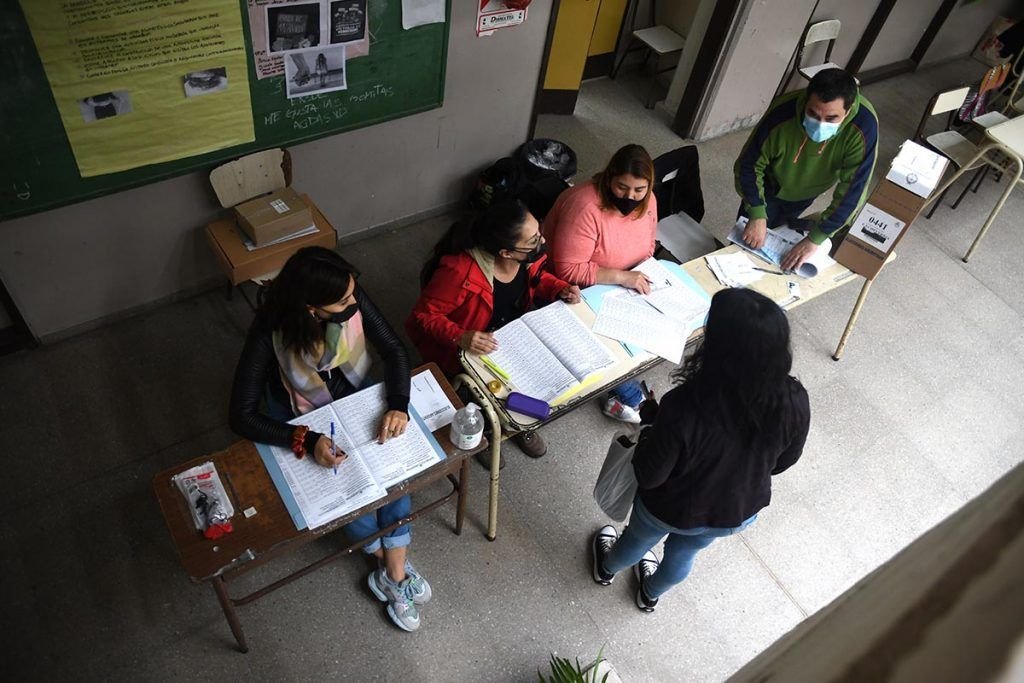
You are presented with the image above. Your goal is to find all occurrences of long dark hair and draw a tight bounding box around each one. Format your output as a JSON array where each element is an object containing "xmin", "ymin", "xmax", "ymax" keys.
[
  {"xmin": 420, "ymin": 199, "xmax": 531, "ymax": 287},
  {"xmin": 592, "ymin": 144, "xmax": 655, "ymax": 218},
  {"xmin": 257, "ymin": 246, "xmax": 360, "ymax": 356},
  {"xmin": 673, "ymin": 288, "xmax": 793, "ymax": 444}
]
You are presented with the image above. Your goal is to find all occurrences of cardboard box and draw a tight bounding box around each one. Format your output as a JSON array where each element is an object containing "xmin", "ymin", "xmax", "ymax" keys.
[
  {"xmin": 234, "ymin": 187, "xmax": 313, "ymax": 246},
  {"xmin": 206, "ymin": 195, "xmax": 337, "ymax": 285},
  {"xmin": 835, "ymin": 140, "xmax": 948, "ymax": 279}
]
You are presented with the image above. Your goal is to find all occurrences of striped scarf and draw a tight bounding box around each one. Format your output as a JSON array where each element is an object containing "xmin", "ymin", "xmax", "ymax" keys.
[{"xmin": 272, "ymin": 310, "xmax": 371, "ymax": 416}]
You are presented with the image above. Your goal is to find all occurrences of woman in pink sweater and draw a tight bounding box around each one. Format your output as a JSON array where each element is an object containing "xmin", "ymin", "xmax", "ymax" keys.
[{"xmin": 544, "ymin": 144, "xmax": 658, "ymax": 424}]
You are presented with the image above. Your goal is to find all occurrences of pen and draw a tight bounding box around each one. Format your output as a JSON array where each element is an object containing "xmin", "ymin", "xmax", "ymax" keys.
[
  {"xmin": 331, "ymin": 421, "xmax": 337, "ymax": 475},
  {"xmin": 480, "ymin": 355, "xmax": 511, "ymax": 382},
  {"xmin": 751, "ymin": 266, "xmax": 784, "ymax": 275}
]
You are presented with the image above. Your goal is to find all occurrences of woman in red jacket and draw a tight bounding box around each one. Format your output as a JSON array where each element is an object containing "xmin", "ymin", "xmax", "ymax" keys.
[{"xmin": 406, "ymin": 199, "xmax": 581, "ymax": 459}]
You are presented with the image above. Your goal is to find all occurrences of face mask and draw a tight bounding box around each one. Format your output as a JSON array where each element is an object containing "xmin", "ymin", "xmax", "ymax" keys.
[
  {"xmin": 327, "ymin": 305, "xmax": 358, "ymax": 324},
  {"xmin": 517, "ymin": 243, "xmax": 546, "ymax": 264},
  {"xmin": 611, "ymin": 195, "xmax": 641, "ymax": 216},
  {"xmin": 803, "ymin": 114, "xmax": 841, "ymax": 143}
]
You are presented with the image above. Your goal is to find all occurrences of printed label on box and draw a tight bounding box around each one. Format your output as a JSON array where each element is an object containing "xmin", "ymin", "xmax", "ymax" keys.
[
  {"xmin": 270, "ymin": 199, "xmax": 290, "ymax": 214},
  {"xmin": 849, "ymin": 204, "xmax": 906, "ymax": 253}
]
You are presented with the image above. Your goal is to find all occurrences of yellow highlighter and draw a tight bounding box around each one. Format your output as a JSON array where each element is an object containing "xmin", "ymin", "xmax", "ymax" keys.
[{"xmin": 480, "ymin": 355, "xmax": 511, "ymax": 382}]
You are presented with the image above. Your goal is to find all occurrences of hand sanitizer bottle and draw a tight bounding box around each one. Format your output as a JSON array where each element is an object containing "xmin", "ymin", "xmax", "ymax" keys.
[{"xmin": 449, "ymin": 403, "xmax": 484, "ymax": 450}]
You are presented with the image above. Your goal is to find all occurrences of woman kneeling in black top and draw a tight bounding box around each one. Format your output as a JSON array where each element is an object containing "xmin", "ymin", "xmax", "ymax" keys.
[
  {"xmin": 229, "ymin": 246, "xmax": 427, "ymax": 632},
  {"xmin": 591, "ymin": 287, "xmax": 810, "ymax": 612}
]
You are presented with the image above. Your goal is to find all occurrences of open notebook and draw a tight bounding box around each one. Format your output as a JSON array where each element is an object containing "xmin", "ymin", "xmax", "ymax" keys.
[
  {"xmin": 485, "ymin": 300, "xmax": 616, "ymax": 405},
  {"xmin": 256, "ymin": 383, "xmax": 446, "ymax": 530},
  {"xmin": 728, "ymin": 217, "xmax": 835, "ymax": 278}
]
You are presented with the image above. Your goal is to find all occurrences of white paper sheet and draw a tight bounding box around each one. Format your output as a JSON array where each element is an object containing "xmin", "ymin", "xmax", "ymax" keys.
[
  {"xmin": 410, "ymin": 370, "xmax": 456, "ymax": 431},
  {"xmin": 728, "ymin": 219, "xmax": 835, "ymax": 278},
  {"xmin": 521, "ymin": 301, "xmax": 615, "ymax": 380},
  {"xmin": 402, "ymin": 0, "xmax": 445, "ymax": 29},
  {"xmin": 886, "ymin": 140, "xmax": 946, "ymax": 198},
  {"xmin": 592, "ymin": 295, "xmax": 689, "ymax": 364},
  {"xmin": 706, "ymin": 252, "xmax": 763, "ymax": 288},
  {"xmin": 489, "ymin": 319, "xmax": 577, "ymax": 402},
  {"xmin": 849, "ymin": 203, "xmax": 906, "ymax": 252}
]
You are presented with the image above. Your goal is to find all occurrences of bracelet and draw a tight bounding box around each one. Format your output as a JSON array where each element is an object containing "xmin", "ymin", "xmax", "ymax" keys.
[{"xmin": 291, "ymin": 425, "xmax": 310, "ymax": 458}]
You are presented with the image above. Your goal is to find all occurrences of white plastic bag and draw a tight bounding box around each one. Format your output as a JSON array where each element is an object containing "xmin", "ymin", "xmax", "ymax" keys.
[{"xmin": 593, "ymin": 431, "xmax": 638, "ymax": 522}]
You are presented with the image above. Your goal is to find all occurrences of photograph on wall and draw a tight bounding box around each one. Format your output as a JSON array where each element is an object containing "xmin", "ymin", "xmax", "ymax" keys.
[
  {"xmin": 248, "ymin": 0, "xmax": 369, "ymax": 79},
  {"xmin": 849, "ymin": 204, "xmax": 905, "ymax": 252},
  {"xmin": 267, "ymin": 2, "xmax": 322, "ymax": 53},
  {"xmin": 183, "ymin": 68, "xmax": 228, "ymax": 97},
  {"xmin": 79, "ymin": 91, "xmax": 133, "ymax": 122},
  {"xmin": 285, "ymin": 44, "xmax": 347, "ymax": 98},
  {"xmin": 330, "ymin": 0, "xmax": 366, "ymax": 43}
]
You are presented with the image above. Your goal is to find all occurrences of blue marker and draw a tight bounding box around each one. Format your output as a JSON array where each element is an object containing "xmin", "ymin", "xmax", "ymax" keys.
[{"xmin": 331, "ymin": 421, "xmax": 337, "ymax": 475}]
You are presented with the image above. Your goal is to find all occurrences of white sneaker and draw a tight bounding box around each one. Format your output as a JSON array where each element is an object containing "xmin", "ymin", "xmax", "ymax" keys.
[
  {"xmin": 368, "ymin": 569, "xmax": 421, "ymax": 632},
  {"xmin": 602, "ymin": 396, "xmax": 641, "ymax": 424}
]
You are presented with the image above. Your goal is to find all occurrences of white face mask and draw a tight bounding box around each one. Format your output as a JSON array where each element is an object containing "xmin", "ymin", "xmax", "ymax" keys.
[{"xmin": 803, "ymin": 114, "xmax": 841, "ymax": 143}]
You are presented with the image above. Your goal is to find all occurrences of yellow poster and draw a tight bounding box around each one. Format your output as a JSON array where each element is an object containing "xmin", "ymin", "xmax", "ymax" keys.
[{"xmin": 20, "ymin": 0, "xmax": 255, "ymax": 177}]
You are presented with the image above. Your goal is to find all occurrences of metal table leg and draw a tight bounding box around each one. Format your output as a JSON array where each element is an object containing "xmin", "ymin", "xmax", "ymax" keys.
[
  {"xmin": 453, "ymin": 373, "xmax": 503, "ymax": 541},
  {"xmin": 963, "ymin": 150, "xmax": 1022, "ymax": 262},
  {"xmin": 833, "ymin": 276, "xmax": 873, "ymax": 361}
]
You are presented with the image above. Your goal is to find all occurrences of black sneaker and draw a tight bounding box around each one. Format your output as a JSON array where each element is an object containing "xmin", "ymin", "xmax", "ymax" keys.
[
  {"xmin": 633, "ymin": 550, "xmax": 660, "ymax": 612},
  {"xmin": 591, "ymin": 525, "xmax": 617, "ymax": 585}
]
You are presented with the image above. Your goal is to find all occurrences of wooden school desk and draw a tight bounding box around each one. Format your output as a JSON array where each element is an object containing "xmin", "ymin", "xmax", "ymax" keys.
[
  {"xmin": 153, "ymin": 364, "xmax": 485, "ymax": 653},
  {"xmin": 458, "ymin": 246, "xmax": 880, "ymax": 541}
]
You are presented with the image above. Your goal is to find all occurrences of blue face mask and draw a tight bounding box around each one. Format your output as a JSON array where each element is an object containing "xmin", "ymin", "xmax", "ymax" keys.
[{"xmin": 803, "ymin": 114, "xmax": 841, "ymax": 143}]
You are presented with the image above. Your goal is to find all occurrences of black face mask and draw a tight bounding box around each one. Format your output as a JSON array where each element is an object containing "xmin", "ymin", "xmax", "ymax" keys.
[
  {"xmin": 518, "ymin": 243, "xmax": 546, "ymax": 264},
  {"xmin": 327, "ymin": 305, "xmax": 358, "ymax": 324},
  {"xmin": 611, "ymin": 195, "xmax": 641, "ymax": 216}
]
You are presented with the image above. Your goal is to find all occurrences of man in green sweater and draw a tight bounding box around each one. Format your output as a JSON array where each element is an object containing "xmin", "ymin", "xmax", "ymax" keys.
[{"xmin": 734, "ymin": 68, "xmax": 878, "ymax": 271}]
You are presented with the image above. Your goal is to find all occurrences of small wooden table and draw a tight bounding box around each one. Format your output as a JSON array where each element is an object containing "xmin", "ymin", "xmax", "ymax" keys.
[{"xmin": 153, "ymin": 364, "xmax": 483, "ymax": 652}]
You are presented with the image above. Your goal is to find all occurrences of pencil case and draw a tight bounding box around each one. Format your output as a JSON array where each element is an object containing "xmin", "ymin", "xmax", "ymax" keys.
[{"xmin": 506, "ymin": 392, "xmax": 550, "ymax": 420}]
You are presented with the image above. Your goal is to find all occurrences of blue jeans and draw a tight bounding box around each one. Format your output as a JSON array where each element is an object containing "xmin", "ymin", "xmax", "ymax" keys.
[
  {"xmin": 264, "ymin": 385, "xmax": 412, "ymax": 554},
  {"xmin": 610, "ymin": 380, "xmax": 644, "ymax": 408},
  {"xmin": 604, "ymin": 497, "xmax": 756, "ymax": 598}
]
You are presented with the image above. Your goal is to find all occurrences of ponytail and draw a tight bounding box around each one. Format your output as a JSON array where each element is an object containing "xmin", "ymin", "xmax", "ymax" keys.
[{"xmin": 419, "ymin": 200, "xmax": 531, "ymax": 288}]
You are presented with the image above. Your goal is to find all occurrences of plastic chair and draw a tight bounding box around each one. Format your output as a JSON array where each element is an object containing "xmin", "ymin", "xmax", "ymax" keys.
[
  {"xmin": 610, "ymin": 0, "xmax": 685, "ymax": 109},
  {"xmin": 795, "ymin": 19, "xmax": 843, "ymax": 81},
  {"xmin": 650, "ymin": 146, "xmax": 718, "ymax": 262},
  {"xmin": 913, "ymin": 87, "xmax": 980, "ymax": 219}
]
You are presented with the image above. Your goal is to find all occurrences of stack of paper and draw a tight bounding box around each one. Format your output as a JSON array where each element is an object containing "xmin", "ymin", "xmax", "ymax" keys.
[
  {"xmin": 590, "ymin": 258, "xmax": 711, "ymax": 364},
  {"xmin": 728, "ymin": 218, "xmax": 835, "ymax": 278},
  {"xmin": 706, "ymin": 252, "xmax": 763, "ymax": 288}
]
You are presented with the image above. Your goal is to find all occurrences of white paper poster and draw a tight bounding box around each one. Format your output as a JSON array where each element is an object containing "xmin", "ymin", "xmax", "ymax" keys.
[
  {"xmin": 402, "ymin": 0, "xmax": 446, "ymax": 29},
  {"xmin": 849, "ymin": 204, "xmax": 906, "ymax": 253}
]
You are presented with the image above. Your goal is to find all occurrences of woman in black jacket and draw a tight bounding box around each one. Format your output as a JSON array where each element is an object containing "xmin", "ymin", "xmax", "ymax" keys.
[
  {"xmin": 229, "ymin": 246, "xmax": 428, "ymax": 633},
  {"xmin": 591, "ymin": 288, "xmax": 810, "ymax": 612}
]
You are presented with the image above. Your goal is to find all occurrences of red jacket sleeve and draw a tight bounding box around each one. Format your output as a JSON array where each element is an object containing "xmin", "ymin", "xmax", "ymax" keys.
[
  {"xmin": 406, "ymin": 261, "xmax": 470, "ymax": 347},
  {"xmin": 534, "ymin": 268, "xmax": 569, "ymax": 302}
]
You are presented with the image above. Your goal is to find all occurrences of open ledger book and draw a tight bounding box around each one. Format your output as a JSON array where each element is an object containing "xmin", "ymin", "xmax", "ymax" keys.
[
  {"xmin": 485, "ymin": 300, "xmax": 616, "ymax": 405},
  {"xmin": 256, "ymin": 383, "xmax": 446, "ymax": 530}
]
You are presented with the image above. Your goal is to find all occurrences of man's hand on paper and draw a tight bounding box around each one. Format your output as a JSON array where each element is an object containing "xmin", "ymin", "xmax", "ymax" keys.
[
  {"xmin": 377, "ymin": 410, "xmax": 409, "ymax": 444},
  {"xmin": 619, "ymin": 270, "xmax": 652, "ymax": 294},
  {"xmin": 459, "ymin": 330, "xmax": 498, "ymax": 354},
  {"xmin": 558, "ymin": 285, "xmax": 582, "ymax": 304},
  {"xmin": 313, "ymin": 436, "xmax": 347, "ymax": 468},
  {"xmin": 781, "ymin": 237, "xmax": 819, "ymax": 272},
  {"xmin": 742, "ymin": 217, "xmax": 768, "ymax": 249}
]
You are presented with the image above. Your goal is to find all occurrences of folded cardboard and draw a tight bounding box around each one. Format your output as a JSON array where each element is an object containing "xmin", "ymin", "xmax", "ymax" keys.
[
  {"xmin": 836, "ymin": 140, "xmax": 948, "ymax": 279},
  {"xmin": 206, "ymin": 195, "xmax": 337, "ymax": 285},
  {"xmin": 234, "ymin": 187, "xmax": 313, "ymax": 246}
]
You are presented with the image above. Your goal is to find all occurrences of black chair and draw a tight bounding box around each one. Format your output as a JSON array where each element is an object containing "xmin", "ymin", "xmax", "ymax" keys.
[{"xmin": 651, "ymin": 146, "xmax": 719, "ymax": 262}]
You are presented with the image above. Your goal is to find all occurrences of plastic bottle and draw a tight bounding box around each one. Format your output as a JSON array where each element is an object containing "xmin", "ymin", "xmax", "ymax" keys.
[{"xmin": 449, "ymin": 403, "xmax": 484, "ymax": 450}]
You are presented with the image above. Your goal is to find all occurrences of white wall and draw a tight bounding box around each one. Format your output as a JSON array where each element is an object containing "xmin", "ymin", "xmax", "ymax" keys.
[
  {"xmin": 693, "ymin": 0, "xmax": 817, "ymax": 141},
  {"xmin": 921, "ymin": 0, "xmax": 1003, "ymax": 66},
  {"xmin": 860, "ymin": 0, "xmax": 947, "ymax": 72},
  {"xmin": 0, "ymin": 2, "xmax": 554, "ymax": 340}
]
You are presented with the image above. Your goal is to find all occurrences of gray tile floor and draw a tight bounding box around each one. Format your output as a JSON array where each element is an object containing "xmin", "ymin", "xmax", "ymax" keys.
[{"xmin": 3, "ymin": 57, "xmax": 1023, "ymax": 681}]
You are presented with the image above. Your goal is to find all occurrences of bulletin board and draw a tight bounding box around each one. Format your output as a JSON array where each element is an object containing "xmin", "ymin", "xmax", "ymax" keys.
[{"xmin": 0, "ymin": 0, "xmax": 449, "ymax": 220}]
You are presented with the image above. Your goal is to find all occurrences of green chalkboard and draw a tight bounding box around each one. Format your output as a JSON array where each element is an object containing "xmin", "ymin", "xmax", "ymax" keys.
[{"xmin": 0, "ymin": 1, "xmax": 449, "ymax": 220}]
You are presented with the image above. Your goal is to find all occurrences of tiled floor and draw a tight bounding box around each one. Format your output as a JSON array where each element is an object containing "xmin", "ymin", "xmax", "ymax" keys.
[{"xmin": 2, "ymin": 57, "xmax": 1022, "ymax": 681}]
